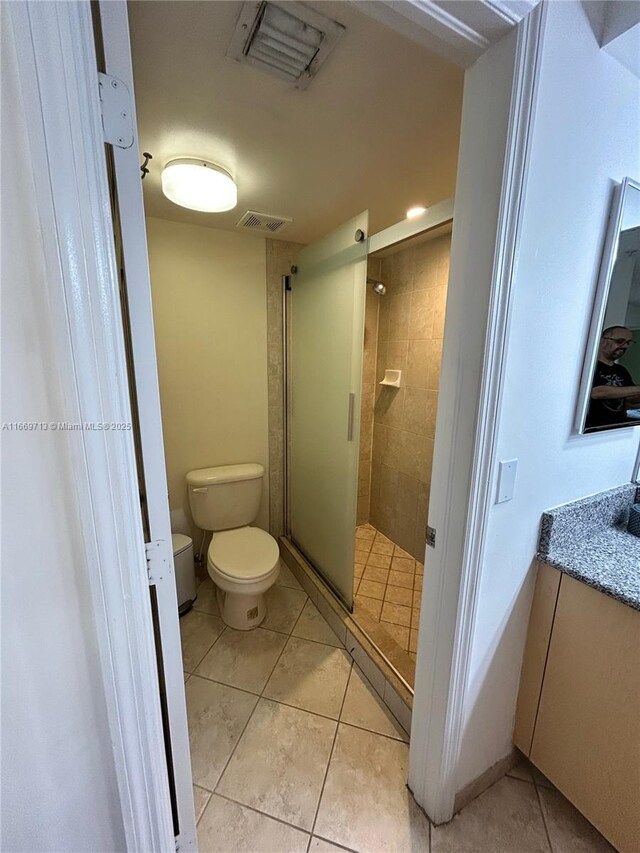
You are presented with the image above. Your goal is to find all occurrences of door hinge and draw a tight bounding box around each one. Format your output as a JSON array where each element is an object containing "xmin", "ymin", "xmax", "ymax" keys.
[
  {"xmin": 426, "ymin": 525, "xmax": 436, "ymax": 548},
  {"xmin": 145, "ymin": 539, "xmax": 170, "ymax": 584},
  {"xmin": 98, "ymin": 72, "xmax": 134, "ymax": 149}
]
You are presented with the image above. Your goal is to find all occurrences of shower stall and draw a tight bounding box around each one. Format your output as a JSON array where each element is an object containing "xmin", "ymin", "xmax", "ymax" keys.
[{"xmin": 284, "ymin": 209, "xmax": 452, "ymax": 688}]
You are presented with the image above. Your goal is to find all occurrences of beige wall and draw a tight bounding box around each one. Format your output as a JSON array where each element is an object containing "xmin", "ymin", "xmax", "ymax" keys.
[
  {"xmin": 146, "ymin": 217, "xmax": 269, "ymax": 539},
  {"xmin": 370, "ymin": 233, "xmax": 451, "ymax": 558}
]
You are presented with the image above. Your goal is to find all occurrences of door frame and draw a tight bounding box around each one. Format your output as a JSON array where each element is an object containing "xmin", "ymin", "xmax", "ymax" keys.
[
  {"xmin": 6, "ymin": 1, "xmax": 193, "ymax": 850},
  {"xmin": 409, "ymin": 2, "xmax": 546, "ymax": 822},
  {"xmin": 10, "ymin": 0, "xmax": 548, "ymax": 841}
]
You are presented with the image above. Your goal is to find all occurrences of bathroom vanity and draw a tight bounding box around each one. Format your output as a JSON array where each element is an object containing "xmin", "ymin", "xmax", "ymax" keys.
[{"xmin": 514, "ymin": 485, "xmax": 640, "ymax": 853}]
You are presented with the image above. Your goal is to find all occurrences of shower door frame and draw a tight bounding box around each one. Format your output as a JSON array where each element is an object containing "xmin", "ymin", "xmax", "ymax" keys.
[
  {"xmin": 283, "ymin": 201, "xmax": 455, "ymax": 638},
  {"xmin": 283, "ymin": 197, "xmax": 456, "ymax": 549}
]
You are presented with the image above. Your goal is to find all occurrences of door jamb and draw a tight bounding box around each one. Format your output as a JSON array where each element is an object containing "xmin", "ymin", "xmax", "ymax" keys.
[
  {"xmin": 6, "ymin": 2, "xmax": 177, "ymax": 849},
  {"xmin": 408, "ymin": 2, "xmax": 546, "ymax": 823}
]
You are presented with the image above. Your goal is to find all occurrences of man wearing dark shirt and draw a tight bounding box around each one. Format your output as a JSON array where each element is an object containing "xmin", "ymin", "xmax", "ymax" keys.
[{"xmin": 586, "ymin": 325, "xmax": 640, "ymax": 429}]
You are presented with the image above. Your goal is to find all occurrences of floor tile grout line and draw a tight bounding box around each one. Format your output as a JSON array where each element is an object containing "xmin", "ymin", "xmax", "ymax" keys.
[
  {"xmin": 533, "ymin": 779, "xmax": 555, "ymax": 853},
  {"xmin": 259, "ymin": 600, "xmax": 309, "ymax": 699},
  {"xmin": 357, "ymin": 525, "xmax": 418, "ymax": 653},
  {"xmin": 309, "ymin": 659, "xmax": 354, "ymax": 841},
  {"xmin": 196, "ymin": 598, "xmax": 310, "ymax": 800},
  {"xmin": 194, "ymin": 788, "xmax": 212, "ymax": 829},
  {"xmin": 186, "ymin": 622, "xmax": 228, "ymax": 675},
  {"xmin": 211, "ymin": 689, "xmax": 262, "ymax": 799},
  {"xmin": 212, "ymin": 790, "xmax": 314, "ymax": 839},
  {"xmin": 310, "ymin": 831, "xmax": 361, "ymax": 853}
]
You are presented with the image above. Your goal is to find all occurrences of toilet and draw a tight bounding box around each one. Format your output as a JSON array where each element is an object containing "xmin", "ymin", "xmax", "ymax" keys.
[{"xmin": 186, "ymin": 463, "xmax": 279, "ymax": 630}]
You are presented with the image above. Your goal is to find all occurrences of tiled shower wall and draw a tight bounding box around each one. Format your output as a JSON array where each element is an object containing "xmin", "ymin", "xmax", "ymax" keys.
[
  {"xmin": 357, "ymin": 260, "xmax": 382, "ymax": 525},
  {"xmin": 266, "ymin": 239, "xmax": 301, "ymax": 539},
  {"xmin": 369, "ymin": 233, "xmax": 451, "ymax": 559}
]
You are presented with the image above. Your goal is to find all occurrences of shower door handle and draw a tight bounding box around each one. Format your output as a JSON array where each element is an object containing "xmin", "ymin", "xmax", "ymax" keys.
[{"xmin": 347, "ymin": 393, "xmax": 355, "ymax": 442}]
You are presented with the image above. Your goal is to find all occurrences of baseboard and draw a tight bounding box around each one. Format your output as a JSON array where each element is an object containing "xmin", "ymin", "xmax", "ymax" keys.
[{"xmin": 452, "ymin": 750, "xmax": 519, "ymax": 817}]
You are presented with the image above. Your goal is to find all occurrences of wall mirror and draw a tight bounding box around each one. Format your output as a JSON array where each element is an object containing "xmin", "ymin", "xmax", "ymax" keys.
[{"xmin": 577, "ymin": 177, "xmax": 640, "ymax": 433}]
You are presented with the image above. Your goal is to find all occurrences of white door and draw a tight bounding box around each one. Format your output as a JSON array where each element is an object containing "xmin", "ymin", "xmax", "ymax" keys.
[{"xmin": 97, "ymin": 3, "xmax": 196, "ymax": 850}]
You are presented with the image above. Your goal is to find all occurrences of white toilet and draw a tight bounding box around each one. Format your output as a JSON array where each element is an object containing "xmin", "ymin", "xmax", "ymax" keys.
[{"xmin": 186, "ymin": 463, "xmax": 279, "ymax": 630}]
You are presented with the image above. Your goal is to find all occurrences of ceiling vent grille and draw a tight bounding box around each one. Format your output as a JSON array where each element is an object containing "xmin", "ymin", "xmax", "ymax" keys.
[
  {"xmin": 236, "ymin": 210, "xmax": 293, "ymax": 234},
  {"xmin": 227, "ymin": 1, "xmax": 345, "ymax": 90}
]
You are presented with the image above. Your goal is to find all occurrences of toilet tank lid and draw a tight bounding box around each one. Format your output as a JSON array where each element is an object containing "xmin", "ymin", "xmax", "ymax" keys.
[{"xmin": 186, "ymin": 463, "xmax": 264, "ymax": 486}]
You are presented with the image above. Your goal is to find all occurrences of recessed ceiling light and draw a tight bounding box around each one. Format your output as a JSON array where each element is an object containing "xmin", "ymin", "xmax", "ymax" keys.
[
  {"xmin": 161, "ymin": 159, "xmax": 237, "ymax": 213},
  {"xmin": 406, "ymin": 206, "xmax": 427, "ymax": 219}
]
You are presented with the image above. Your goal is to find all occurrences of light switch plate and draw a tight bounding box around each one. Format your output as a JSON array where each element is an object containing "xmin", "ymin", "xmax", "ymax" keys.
[{"xmin": 497, "ymin": 459, "xmax": 518, "ymax": 503}]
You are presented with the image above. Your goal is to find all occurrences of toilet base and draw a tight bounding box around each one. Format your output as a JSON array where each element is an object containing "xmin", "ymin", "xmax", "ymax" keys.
[{"xmin": 216, "ymin": 585, "xmax": 266, "ymax": 630}]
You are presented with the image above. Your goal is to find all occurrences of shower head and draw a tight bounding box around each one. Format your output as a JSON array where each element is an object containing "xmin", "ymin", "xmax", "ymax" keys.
[{"xmin": 367, "ymin": 277, "xmax": 386, "ymax": 296}]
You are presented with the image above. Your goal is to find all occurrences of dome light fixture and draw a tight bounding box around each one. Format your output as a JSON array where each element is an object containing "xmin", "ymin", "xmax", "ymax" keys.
[
  {"xmin": 161, "ymin": 159, "xmax": 238, "ymax": 213},
  {"xmin": 406, "ymin": 205, "xmax": 427, "ymax": 219}
]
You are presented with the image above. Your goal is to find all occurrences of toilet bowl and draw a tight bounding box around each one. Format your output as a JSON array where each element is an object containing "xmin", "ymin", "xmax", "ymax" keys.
[
  {"xmin": 208, "ymin": 526, "xmax": 279, "ymax": 629},
  {"xmin": 186, "ymin": 462, "xmax": 280, "ymax": 630}
]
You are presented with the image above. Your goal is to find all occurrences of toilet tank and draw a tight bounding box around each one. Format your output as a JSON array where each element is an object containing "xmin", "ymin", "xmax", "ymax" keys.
[{"xmin": 186, "ymin": 463, "xmax": 264, "ymax": 531}]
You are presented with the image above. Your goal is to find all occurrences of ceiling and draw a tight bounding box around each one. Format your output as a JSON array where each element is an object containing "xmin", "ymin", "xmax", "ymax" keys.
[{"xmin": 128, "ymin": 1, "xmax": 464, "ymax": 244}]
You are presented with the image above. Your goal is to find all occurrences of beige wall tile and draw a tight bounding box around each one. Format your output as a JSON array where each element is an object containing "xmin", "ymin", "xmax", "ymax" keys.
[
  {"xmin": 409, "ymin": 290, "xmax": 435, "ymax": 340},
  {"xmin": 375, "ymin": 341, "xmax": 388, "ymax": 381},
  {"xmin": 372, "ymin": 422, "xmax": 388, "ymax": 464},
  {"xmin": 432, "ymin": 284, "xmax": 448, "ymax": 339},
  {"xmin": 385, "ymin": 339, "xmax": 409, "ymax": 376},
  {"xmin": 387, "ymin": 293, "xmax": 412, "ymax": 341},
  {"xmin": 427, "ymin": 338, "xmax": 443, "ymax": 391},
  {"xmin": 402, "ymin": 387, "xmax": 428, "ymax": 436},
  {"xmin": 369, "ymin": 234, "xmax": 449, "ymax": 558},
  {"xmin": 424, "ymin": 390, "xmax": 438, "ymax": 438},
  {"xmin": 375, "ymin": 386, "xmax": 405, "ymax": 430},
  {"xmin": 357, "ymin": 494, "xmax": 370, "ymax": 526},
  {"xmin": 407, "ymin": 339, "xmax": 431, "ymax": 388}
]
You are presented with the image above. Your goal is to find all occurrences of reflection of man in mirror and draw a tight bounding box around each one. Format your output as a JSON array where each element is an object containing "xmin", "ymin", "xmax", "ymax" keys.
[{"xmin": 586, "ymin": 326, "xmax": 640, "ymax": 429}]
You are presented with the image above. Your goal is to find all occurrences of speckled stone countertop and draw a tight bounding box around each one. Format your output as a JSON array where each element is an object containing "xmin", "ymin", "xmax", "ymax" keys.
[{"xmin": 538, "ymin": 483, "xmax": 640, "ymax": 611}]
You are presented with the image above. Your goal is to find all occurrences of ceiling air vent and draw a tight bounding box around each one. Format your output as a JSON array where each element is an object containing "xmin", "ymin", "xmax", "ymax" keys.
[
  {"xmin": 237, "ymin": 210, "xmax": 293, "ymax": 234},
  {"xmin": 227, "ymin": 1, "xmax": 345, "ymax": 90}
]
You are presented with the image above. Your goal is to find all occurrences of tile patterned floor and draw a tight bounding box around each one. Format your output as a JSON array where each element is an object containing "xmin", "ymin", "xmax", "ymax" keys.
[
  {"xmin": 182, "ymin": 563, "xmax": 614, "ymax": 853},
  {"xmin": 353, "ymin": 523, "xmax": 423, "ymax": 660}
]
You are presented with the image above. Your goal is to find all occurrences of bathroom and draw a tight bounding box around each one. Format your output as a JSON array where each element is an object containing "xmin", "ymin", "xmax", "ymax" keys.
[
  {"xmin": 131, "ymin": 0, "xmax": 459, "ymax": 841},
  {"xmin": 133, "ymin": 1, "xmax": 458, "ymax": 688},
  {"xmin": 8, "ymin": 0, "xmax": 639, "ymax": 849}
]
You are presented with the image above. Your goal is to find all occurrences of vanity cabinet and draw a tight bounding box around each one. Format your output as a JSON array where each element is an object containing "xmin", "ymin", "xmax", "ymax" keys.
[{"xmin": 514, "ymin": 562, "xmax": 640, "ymax": 853}]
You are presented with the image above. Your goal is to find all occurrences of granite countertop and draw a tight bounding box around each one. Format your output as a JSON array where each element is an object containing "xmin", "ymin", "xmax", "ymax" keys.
[{"xmin": 538, "ymin": 483, "xmax": 640, "ymax": 612}]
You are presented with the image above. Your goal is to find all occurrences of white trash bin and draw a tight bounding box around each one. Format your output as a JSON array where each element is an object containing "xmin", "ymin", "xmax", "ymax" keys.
[{"xmin": 172, "ymin": 533, "xmax": 196, "ymax": 615}]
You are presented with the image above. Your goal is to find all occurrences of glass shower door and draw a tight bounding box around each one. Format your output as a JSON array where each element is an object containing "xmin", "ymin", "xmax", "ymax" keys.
[{"xmin": 289, "ymin": 212, "xmax": 368, "ymax": 608}]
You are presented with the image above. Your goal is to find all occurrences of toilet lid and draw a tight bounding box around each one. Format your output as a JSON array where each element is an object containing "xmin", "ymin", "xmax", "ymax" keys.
[{"xmin": 208, "ymin": 527, "xmax": 279, "ymax": 581}]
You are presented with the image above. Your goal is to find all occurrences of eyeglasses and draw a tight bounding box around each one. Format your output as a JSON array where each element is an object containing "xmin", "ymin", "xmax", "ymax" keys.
[{"xmin": 604, "ymin": 337, "xmax": 634, "ymax": 346}]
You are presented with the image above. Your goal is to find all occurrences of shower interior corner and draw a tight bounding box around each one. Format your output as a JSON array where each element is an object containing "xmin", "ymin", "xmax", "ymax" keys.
[{"xmin": 352, "ymin": 226, "xmax": 452, "ymax": 684}]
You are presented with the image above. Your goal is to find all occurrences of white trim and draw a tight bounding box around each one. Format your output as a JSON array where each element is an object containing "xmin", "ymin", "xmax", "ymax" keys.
[
  {"xmin": 368, "ymin": 197, "xmax": 454, "ymax": 254},
  {"xmin": 408, "ymin": 2, "xmax": 546, "ymax": 823},
  {"xmin": 350, "ymin": 0, "xmax": 539, "ymax": 68},
  {"xmin": 98, "ymin": 3, "xmax": 197, "ymax": 850},
  {"xmin": 7, "ymin": 2, "xmax": 175, "ymax": 849}
]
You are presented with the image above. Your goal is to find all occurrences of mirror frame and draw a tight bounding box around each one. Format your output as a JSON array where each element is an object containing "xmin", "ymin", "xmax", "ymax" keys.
[{"xmin": 575, "ymin": 176, "xmax": 640, "ymax": 434}]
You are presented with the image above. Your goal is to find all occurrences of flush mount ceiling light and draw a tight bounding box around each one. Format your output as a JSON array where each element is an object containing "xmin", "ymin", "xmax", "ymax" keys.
[
  {"xmin": 161, "ymin": 159, "xmax": 238, "ymax": 212},
  {"xmin": 406, "ymin": 206, "xmax": 428, "ymax": 219}
]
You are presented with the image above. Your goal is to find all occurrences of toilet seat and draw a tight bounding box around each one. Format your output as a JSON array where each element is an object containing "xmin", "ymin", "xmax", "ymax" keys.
[{"xmin": 208, "ymin": 526, "xmax": 279, "ymax": 583}]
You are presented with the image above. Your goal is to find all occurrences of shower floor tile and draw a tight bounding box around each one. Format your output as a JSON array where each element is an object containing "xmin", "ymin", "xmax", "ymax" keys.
[{"xmin": 352, "ymin": 524, "xmax": 423, "ymax": 662}]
